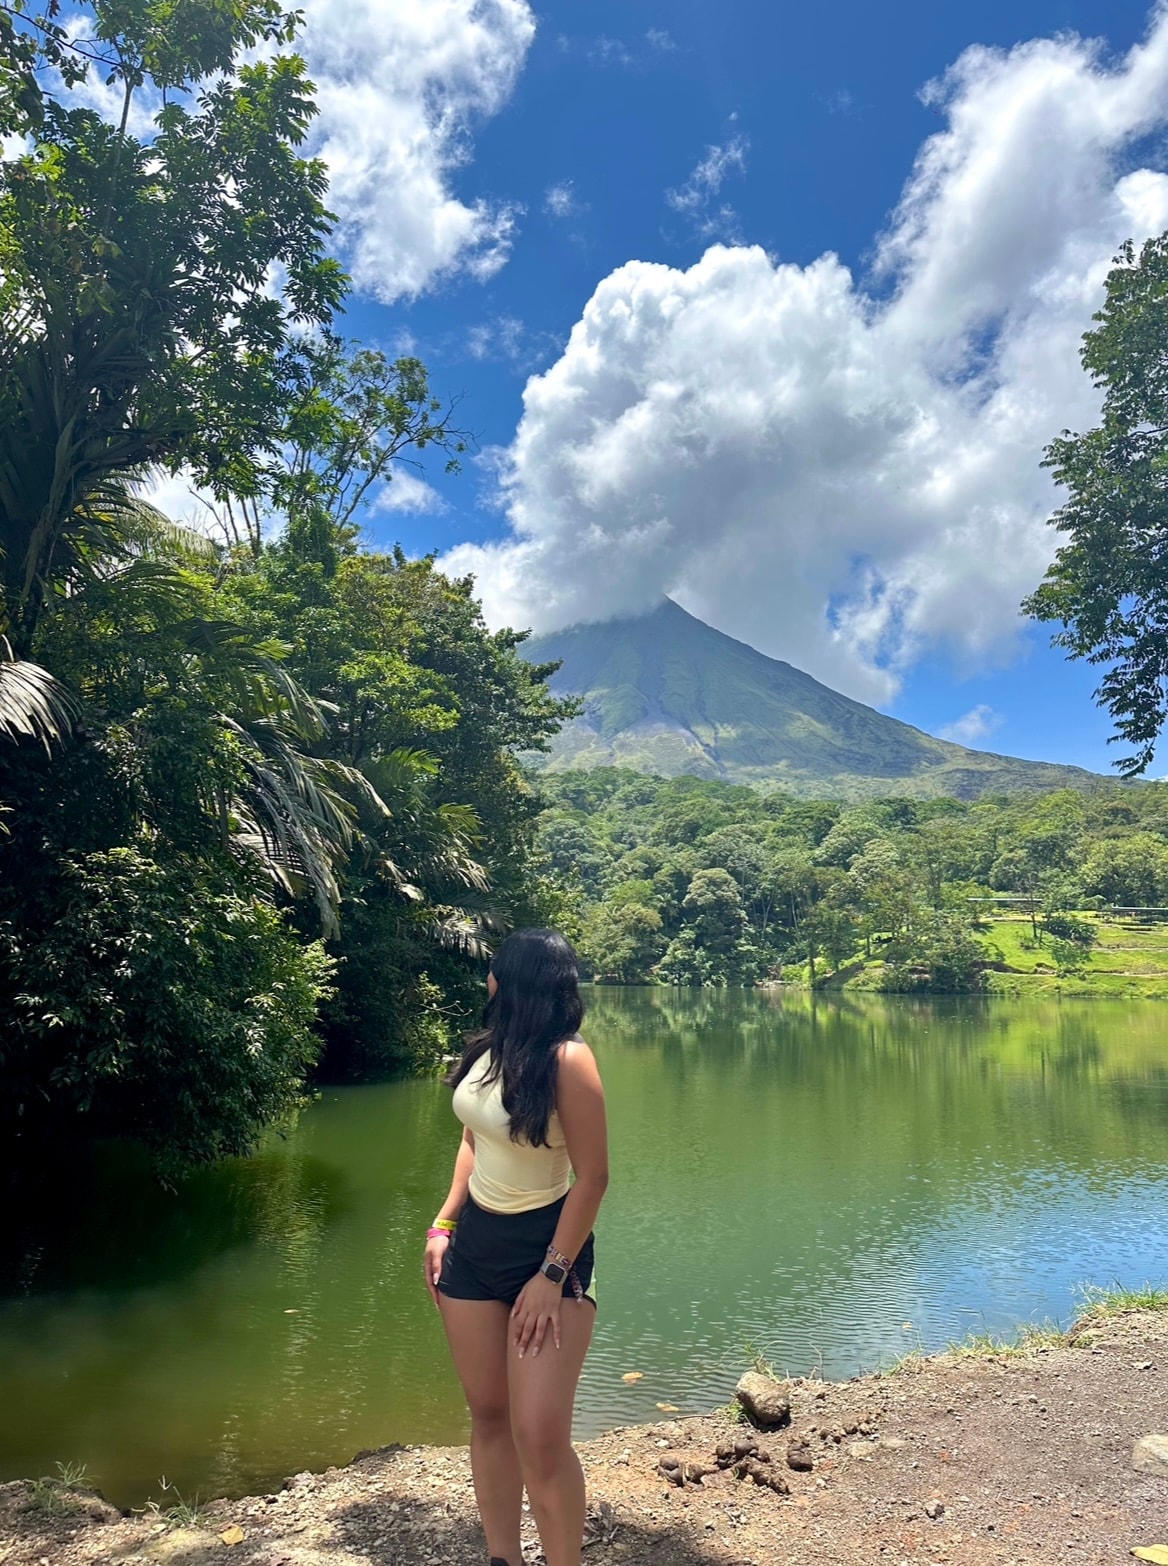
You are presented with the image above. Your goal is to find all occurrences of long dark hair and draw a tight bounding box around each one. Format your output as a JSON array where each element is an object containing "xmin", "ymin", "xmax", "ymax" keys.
[{"xmin": 448, "ymin": 928, "xmax": 584, "ymax": 1147}]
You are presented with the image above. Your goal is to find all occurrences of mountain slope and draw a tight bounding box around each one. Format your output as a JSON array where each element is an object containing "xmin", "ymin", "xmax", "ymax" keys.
[{"xmin": 526, "ymin": 599, "xmax": 1102, "ymax": 800}]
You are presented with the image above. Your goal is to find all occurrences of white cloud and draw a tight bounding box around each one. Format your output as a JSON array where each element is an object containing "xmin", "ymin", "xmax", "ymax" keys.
[
  {"xmin": 374, "ymin": 470, "xmax": 448, "ymax": 515},
  {"xmin": 558, "ymin": 31, "xmax": 678, "ymax": 68},
  {"xmin": 937, "ymin": 705, "xmax": 1003, "ymax": 745},
  {"xmin": 301, "ymin": 0, "xmax": 535, "ymax": 301},
  {"xmin": 136, "ymin": 469, "xmax": 218, "ymax": 529},
  {"xmin": 545, "ymin": 180, "xmax": 581, "ymax": 219},
  {"xmin": 61, "ymin": 0, "xmax": 535, "ymax": 304},
  {"xmin": 442, "ymin": 11, "xmax": 1168, "ymax": 702},
  {"xmin": 665, "ymin": 135, "xmax": 749, "ymax": 239},
  {"xmin": 467, "ymin": 315, "xmax": 526, "ymax": 361}
]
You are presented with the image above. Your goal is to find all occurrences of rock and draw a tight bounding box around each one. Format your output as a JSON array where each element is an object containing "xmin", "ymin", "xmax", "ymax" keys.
[
  {"xmin": 786, "ymin": 1440, "xmax": 814, "ymax": 1472},
  {"xmin": 846, "ymin": 1441, "xmax": 875, "ymax": 1460},
  {"xmin": 82, "ymin": 1494, "xmax": 122, "ymax": 1523},
  {"xmin": 1134, "ymin": 1435, "xmax": 1168, "ymax": 1474},
  {"xmin": 735, "ymin": 1372, "xmax": 792, "ymax": 1429},
  {"xmin": 924, "ymin": 1499, "xmax": 945, "ymax": 1520},
  {"xmin": 737, "ymin": 1457, "xmax": 790, "ymax": 1495}
]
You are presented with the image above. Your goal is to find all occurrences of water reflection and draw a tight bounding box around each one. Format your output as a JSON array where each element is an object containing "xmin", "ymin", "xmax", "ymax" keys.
[{"xmin": 0, "ymin": 992, "xmax": 1165, "ymax": 1507}]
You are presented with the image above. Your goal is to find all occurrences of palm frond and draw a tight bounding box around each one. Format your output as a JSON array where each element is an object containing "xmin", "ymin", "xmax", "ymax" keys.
[
  {"xmin": 0, "ymin": 638, "xmax": 77, "ymax": 749},
  {"xmin": 423, "ymin": 902, "xmax": 509, "ymax": 960},
  {"xmin": 105, "ymin": 495, "xmax": 219, "ymax": 564}
]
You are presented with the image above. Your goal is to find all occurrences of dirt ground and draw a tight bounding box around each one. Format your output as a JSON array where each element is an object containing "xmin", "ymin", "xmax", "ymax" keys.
[{"xmin": 3, "ymin": 1307, "xmax": 1167, "ymax": 1566}]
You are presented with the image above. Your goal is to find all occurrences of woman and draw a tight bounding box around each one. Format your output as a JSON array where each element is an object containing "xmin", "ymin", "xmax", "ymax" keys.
[{"xmin": 424, "ymin": 929, "xmax": 608, "ymax": 1566}]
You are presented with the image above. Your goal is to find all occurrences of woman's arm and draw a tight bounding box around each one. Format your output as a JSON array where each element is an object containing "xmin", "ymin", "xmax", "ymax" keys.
[
  {"xmin": 437, "ymin": 1127, "xmax": 476, "ymax": 1224},
  {"xmin": 424, "ymin": 1127, "xmax": 475, "ymax": 1306},
  {"xmin": 512, "ymin": 1039, "xmax": 608, "ymax": 1355},
  {"xmin": 548, "ymin": 1039, "xmax": 609, "ymax": 1263}
]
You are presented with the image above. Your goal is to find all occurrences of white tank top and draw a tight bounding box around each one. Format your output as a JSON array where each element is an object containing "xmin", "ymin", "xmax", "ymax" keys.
[{"xmin": 452, "ymin": 1050, "xmax": 571, "ymax": 1214}]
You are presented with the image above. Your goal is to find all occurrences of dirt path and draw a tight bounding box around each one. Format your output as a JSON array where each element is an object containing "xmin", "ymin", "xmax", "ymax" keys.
[{"xmin": 3, "ymin": 1308, "xmax": 1167, "ymax": 1566}]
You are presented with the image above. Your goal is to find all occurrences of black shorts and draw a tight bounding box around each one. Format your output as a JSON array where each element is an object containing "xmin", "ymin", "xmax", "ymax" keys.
[{"xmin": 438, "ymin": 1192, "xmax": 596, "ymax": 1308}]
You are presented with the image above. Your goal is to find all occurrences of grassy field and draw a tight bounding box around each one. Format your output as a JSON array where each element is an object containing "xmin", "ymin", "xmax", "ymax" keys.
[
  {"xmin": 978, "ymin": 914, "xmax": 1168, "ymax": 996},
  {"xmin": 818, "ymin": 913, "xmax": 1168, "ymax": 996}
]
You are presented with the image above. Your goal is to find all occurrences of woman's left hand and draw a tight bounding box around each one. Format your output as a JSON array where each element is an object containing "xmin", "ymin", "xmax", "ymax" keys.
[{"xmin": 511, "ymin": 1272, "xmax": 564, "ymax": 1358}]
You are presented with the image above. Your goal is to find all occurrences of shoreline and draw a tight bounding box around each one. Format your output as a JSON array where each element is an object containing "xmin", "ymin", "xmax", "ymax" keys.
[{"xmin": 5, "ymin": 1302, "xmax": 1167, "ymax": 1565}]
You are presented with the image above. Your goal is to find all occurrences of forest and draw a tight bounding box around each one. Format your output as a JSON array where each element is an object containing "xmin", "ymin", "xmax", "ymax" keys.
[
  {"xmin": 0, "ymin": 0, "xmax": 574, "ymax": 1176},
  {"xmin": 535, "ymin": 770, "xmax": 1168, "ymax": 991}
]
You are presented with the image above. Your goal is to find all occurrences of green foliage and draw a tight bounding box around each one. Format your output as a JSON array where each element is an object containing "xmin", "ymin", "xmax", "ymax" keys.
[
  {"xmin": 0, "ymin": 0, "xmax": 343, "ymax": 657},
  {"xmin": 541, "ymin": 768, "xmax": 1168, "ymax": 990},
  {"xmin": 880, "ymin": 913, "xmax": 987, "ymax": 994},
  {"xmin": 0, "ymin": 10, "xmax": 571, "ymax": 1166},
  {"xmin": 1081, "ymin": 833, "xmax": 1168, "ymax": 905},
  {"xmin": 0, "ymin": 844, "xmax": 331, "ymax": 1168},
  {"xmin": 1026, "ymin": 233, "xmax": 1168, "ymax": 774},
  {"xmin": 584, "ymin": 899, "xmax": 666, "ymax": 984}
]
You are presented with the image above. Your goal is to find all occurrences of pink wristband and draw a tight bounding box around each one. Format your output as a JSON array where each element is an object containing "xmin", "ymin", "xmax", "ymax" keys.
[{"xmin": 427, "ymin": 1227, "xmax": 453, "ymax": 1240}]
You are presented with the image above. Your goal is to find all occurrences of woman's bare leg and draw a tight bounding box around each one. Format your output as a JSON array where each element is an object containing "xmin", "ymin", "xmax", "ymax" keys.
[
  {"xmin": 507, "ymin": 1300, "xmax": 595, "ymax": 1566},
  {"xmin": 440, "ymin": 1297, "xmax": 523, "ymax": 1565}
]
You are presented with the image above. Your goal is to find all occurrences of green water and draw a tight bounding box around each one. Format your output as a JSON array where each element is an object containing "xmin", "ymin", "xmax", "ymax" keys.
[{"xmin": 3, "ymin": 989, "xmax": 1168, "ymax": 1508}]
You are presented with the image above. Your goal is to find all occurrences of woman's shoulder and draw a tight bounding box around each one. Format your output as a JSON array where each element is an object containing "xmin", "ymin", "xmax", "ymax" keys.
[{"xmin": 556, "ymin": 1035, "xmax": 601, "ymax": 1080}]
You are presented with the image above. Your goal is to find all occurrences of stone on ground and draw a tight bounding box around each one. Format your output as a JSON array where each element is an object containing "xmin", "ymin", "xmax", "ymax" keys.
[
  {"xmin": 734, "ymin": 1372, "xmax": 791, "ymax": 1428},
  {"xmin": 1133, "ymin": 1434, "xmax": 1168, "ymax": 1474}
]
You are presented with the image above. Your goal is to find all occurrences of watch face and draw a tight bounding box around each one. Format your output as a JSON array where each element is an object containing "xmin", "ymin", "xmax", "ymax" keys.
[{"xmin": 542, "ymin": 1261, "xmax": 567, "ymax": 1284}]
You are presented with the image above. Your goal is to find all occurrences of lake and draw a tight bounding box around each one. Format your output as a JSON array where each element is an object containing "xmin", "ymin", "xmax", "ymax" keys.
[{"xmin": 2, "ymin": 988, "xmax": 1167, "ymax": 1509}]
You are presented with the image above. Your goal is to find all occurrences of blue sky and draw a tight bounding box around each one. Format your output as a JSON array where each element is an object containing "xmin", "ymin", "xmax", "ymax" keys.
[{"xmin": 155, "ymin": 0, "xmax": 1167, "ymax": 774}]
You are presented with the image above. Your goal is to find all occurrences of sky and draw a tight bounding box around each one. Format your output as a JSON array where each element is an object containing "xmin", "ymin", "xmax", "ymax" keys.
[{"xmin": 158, "ymin": 0, "xmax": 1168, "ymax": 776}]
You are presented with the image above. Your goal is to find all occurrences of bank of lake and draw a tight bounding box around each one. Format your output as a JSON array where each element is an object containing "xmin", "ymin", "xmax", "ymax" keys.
[{"xmin": 5, "ymin": 1298, "xmax": 1168, "ymax": 1566}]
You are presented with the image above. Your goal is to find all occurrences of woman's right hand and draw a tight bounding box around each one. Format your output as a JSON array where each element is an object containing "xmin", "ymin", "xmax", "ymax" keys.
[{"xmin": 423, "ymin": 1233, "xmax": 450, "ymax": 1307}]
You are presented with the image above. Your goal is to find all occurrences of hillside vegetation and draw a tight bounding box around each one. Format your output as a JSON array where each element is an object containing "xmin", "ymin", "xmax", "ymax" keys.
[
  {"xmin": 536, "ymin": 768, "xmax": 1168, "ymax": 991},
  {"xmin": 527, "ymin": 599, "xmax": 1102, "ymax": 800}
]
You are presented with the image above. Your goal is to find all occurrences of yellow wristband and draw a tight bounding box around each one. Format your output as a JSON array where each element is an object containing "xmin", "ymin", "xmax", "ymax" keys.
[{"xmin": 432, "ymin": 1218, "xmax": 457, "ymax": 1233}]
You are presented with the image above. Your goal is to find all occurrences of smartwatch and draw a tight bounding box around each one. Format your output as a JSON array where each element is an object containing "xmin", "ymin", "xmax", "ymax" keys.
[{"xmin": 539, "ymin": 1258, "xmax": 568, "ymax": 1285}]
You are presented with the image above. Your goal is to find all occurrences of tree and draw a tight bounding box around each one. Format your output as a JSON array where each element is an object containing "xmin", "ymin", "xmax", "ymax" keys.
[
  {"xmin": 1081, "ymin": 833, "xmax": 1168, "ymax": 907},
  {"xmin": 0, "ymin": 0, "xmax": 343, "ymax": 660},
  {"xmin": 1025, "ymin": 234, "xmax": 1168, "ymax": 774},
  {"xmin": 882, "ymin": 913, "xmax": 986, "ymax": 993},
  {"xmin": 681, "ymin": 868, "xmax": 747, "ymax": 954},
  {"xmin": 1042, "ymin": 910, "xmax": 1099, "ymax": 974},
  {"xmin": 582, "ymin": 899, "xmax": 665, "ymax": 984}
]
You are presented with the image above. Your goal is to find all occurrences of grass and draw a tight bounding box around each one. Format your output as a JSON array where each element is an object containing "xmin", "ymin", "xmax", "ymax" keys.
[
  {"xmin": 833, "ymin": 913, "xmax": 1168, "ymax": 997},
  {"xmin": 980, "ymin": 915, "xmax": 1168, "ymax": 995},
  {"xmin": 1077, "ymin": 1282, "xmax": 1168, "ymax": 1319},
  {"xmin": 25, "ymin": 1460, "xmax": 90, "ymax": 1513},
  {"xmin": 742, "ymin": 1339, "xmax": 777, "ymax": 1380},
  {"xmin": 946, "ymin": 1321, "xmax": 1066, "ymax": 1358},
  {"xmin": 878, "ymin": 1284, "xmax": 1168, "ymax": 1376},
  {"xmin": 139, "ymin": 1478, "xmax": 210, "ymax": 1530}
]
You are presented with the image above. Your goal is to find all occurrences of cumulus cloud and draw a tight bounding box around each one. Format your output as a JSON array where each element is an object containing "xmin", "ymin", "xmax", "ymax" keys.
[
  {"xmin": 302, "ymin": 0, "xmax": 535, "ymax": 301},
  {"xmin": 63, "ymin": 0, "xmax": 535, "ymax": 304},
  {"xmin": 938, "ymin": 705, "xmax": 1003, "ymax": 745},
  {"xmin": 442, "ymin": 11, "xmax": 1168, "ymax": 701}
]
